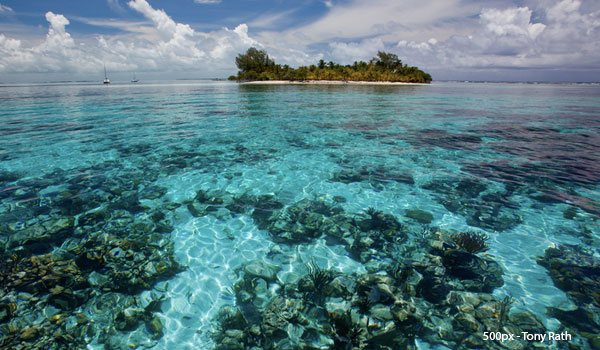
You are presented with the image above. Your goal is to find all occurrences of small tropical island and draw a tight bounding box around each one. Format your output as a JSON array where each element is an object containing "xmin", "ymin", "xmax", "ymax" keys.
[{"xmin": 229, "ymin": 47, "xmax": 432, "ymax": 84}]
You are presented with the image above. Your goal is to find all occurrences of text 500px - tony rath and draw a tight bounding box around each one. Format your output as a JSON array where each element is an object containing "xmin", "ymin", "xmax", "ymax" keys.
[{"xmin": 483, "ymin": 331, "xmax": 572, "ymax": 342}]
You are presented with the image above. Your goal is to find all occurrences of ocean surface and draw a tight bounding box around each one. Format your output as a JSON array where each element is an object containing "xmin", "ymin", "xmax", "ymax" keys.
[{"xmin": 0, "ymin": 81, "xmax": 598, "ymax": 350}]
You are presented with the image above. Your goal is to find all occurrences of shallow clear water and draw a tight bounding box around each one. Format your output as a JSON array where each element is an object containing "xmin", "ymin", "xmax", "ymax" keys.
[{"xmin": 1, "ymin": 81, "xmax": 598, "ymax": 349}]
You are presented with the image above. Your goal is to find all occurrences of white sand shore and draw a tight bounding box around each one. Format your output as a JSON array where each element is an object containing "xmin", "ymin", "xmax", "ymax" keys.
[{"xmin": 240, "ymin": 80, "xmax": 428, "ymax": 86}]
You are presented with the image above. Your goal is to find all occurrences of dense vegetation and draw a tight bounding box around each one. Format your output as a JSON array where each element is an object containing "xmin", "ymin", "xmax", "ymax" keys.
[{"xmin": 229, "ymin": 47, "xmax": 432, "ymax": 83}]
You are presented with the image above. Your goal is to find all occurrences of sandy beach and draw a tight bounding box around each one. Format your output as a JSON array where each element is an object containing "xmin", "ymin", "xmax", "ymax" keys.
[{"xmin": 240, "ymin": 80, "xmax": 429, "ymax": 86}]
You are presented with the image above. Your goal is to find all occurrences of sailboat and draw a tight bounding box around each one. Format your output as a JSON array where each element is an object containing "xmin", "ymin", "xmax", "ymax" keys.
[
  {"xmin": 103, "ymin": 64, "xmax": 110, "ymax": 85},
  {"xmin": 131, "ymin": 72, "xmax": 139, "ymax": 83}
]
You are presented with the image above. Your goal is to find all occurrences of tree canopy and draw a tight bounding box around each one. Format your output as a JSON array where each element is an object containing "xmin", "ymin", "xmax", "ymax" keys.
[
  {"xmin": 234, "ymin": 48, "xmax": 275, "ymax": 79},
  {"xmin": 229, "ymin": 47, "xmax": 432, "ymax": 83}
]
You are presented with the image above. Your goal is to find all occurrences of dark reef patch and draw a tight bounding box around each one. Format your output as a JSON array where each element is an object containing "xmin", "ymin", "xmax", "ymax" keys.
[
  {"xmin": 404, "ymin": 209, "xmax": 434, "ymax": 224},
  {"xmin": 459, "ymin": 121, "xmax": 600, "ymax": 217},
  {"xmin": 331, "ymin": 165, "xmax": 414, "ymax": 191},
  {"xmin": 405, "ymin": 129, "xmax": 483, "ymax": 150},
  {"xmin": 462, "ymin": 161, "xmax": 600, "ymax": 217},
  {"xmin": 538, "ymin": 245, "xmax": 600, "ymax": 348},
  {"xmin": 421, "ymin": 177, "xmax": 522, "ymax": 232}
]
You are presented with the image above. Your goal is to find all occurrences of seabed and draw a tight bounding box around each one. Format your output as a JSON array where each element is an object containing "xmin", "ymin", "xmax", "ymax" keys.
[{"xmin": 0, "ymin": 81, "xmax": 598, "ymax": 349}]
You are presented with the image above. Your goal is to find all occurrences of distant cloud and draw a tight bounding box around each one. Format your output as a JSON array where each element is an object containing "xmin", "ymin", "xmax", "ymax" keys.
[
  {"xmin": 72, "ymin": 16, "xmax": 155, "ymax": 37},
  {"xmin": 279, "ymin": 0, "xmax": 478, "ymax": 43},
  {"xmin": 0, "ymin": 11, "xmax": 88, "ymax": 74},
  {"xmin": 329, "ymin": 38, "xmax": 384, "ymax": 62},
  {"xmin": 393, "ymin": 0, "xmax": 600, "ymax": 72},
  {"xmin": 194, "ymin": 0, "xmax": 222, "ymax": 4},
  {"xmin": 248, "ymin": 9, "xmax": 297, "ymax": 29},
  {"xmin": 107, "ymin": 0, "xmax": 127, "ymax": 15},
  {"xmin": 323, "ymin": 1, "xmax": 333, "ymax": 8},
  {"xmin": 480, "ymin": 7, "xmax": 545, "ymax": 39},
  {"xmin": 0, "ymin": 3, "xmax": 14, "ymax": 13}
]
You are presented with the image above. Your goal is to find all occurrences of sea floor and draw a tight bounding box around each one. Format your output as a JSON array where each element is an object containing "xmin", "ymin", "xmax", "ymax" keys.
[{"xmin": 0, "ymin": 81, "xmax": 598, "ymax": 349}]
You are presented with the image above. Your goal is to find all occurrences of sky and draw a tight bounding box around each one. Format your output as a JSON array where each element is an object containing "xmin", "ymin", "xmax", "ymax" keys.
[{"xmin": 0, "ymin": 0, "xmax": 599, "ymax": 82}]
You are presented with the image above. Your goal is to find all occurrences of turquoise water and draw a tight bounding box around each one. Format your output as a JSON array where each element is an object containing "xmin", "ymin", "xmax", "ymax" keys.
[{"xmin": 0, "ymin": 81, "xmax": 598, "ymax": 349}]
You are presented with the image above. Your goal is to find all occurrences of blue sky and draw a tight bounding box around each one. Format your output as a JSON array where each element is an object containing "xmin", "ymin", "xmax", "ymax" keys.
[
  {"xmin": 1, "ymin": 0, "xmax": 599, "ymax": 82},
  {"xmin": 0, "ymin": 0, "xmax": 328, "ymax": 33}
]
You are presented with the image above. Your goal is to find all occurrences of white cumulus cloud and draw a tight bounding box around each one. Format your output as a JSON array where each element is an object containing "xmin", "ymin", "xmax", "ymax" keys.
[
  {"xmin": 0, "ymin": 0, "xmax": 308, "ymax": 79},
  {"xmin": 391, "ymin": 1, "xmax": 599, "ymax": 74},
  {"xmin": 480, "ymin": 7, "xmax": 545, "ymax": 39}
]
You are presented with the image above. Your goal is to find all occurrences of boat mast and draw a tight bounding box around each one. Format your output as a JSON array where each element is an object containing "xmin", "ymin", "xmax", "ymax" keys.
[{"xmin": 103, "ymin": 64, "xmax": 111, "ymax": 84}]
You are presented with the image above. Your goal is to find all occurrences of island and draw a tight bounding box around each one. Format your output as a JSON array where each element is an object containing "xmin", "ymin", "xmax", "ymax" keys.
[{"xmin": 228, "ymin": 47, "xmax": 432, "ymax": 84}]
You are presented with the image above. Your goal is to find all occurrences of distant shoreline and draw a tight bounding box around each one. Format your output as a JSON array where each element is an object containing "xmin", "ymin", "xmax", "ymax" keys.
[{"xmin": 240, "ymin": 80, "xmax": 429, "ymax": 86}]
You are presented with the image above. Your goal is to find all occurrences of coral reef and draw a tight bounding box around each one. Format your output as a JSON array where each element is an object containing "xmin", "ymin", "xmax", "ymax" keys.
[
  {"xmin": 211, "ymin": 196, "xmax": 539, "ymax": 350},
  {"xmin": 1, "ymin": 138, "xmax": 589, "ymax": 349},
  {"xmin": 331, "ymin": 165, "xmax": 414, "ymax": 191},
  {"xmin": 184, "ymin": 189, "xmax": 283, "ymax": 230},
  {"xmin": 421, "ymin": 177, "xmax": 522, "ymax": 232},
  {"xmin": 450, "ymin": 232, "xmax": 489, "ymax": 254},
  {"xmin": 538, "ymin": 244, "xmax": 600, "ymax": 348},
  {"xmin": 404, "ymin": 208, "xmax": 434, "ymax": 224},
  {"xmin": 299, "ymin": 261, "xmax": 337, "ymax": 303},
  {"xmin": 264, "ymin": 197, "xmax": 356, "ymax": 244},
  {"xmin": 213, "ymin": 257, "xmax": 537, "ymax": 350},
  {"xmin": 0, "ymin": 161, "xmax": 183, "ymax": 348},
  {"xmin": 406, "ymin": 129, "xmax": 483, "ymax": 151}
]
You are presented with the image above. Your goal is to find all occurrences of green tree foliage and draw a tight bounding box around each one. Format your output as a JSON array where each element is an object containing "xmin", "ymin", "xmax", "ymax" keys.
[
  {"xmin": 371, "ymin": 51, "xmax": 402, "ymax": 71},
  {"xmin": 230, "ymin": 47, "xmax": 432, "ymax": 83},
  {"xmin": 234, "ymin": 47, "xmax": 275, "ymax": 80}
]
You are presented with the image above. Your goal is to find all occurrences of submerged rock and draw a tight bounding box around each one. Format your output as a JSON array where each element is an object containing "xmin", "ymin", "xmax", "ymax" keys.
[
  {"xmin": 422, "ymin": 177, "xmax": 522, "ymax": 232},
  {"xmin": 244, "ymin": 261, "xmax": 280, "ymax": 282},
  {"xmin": 262, "ymin": 297, "xmax": 305, "ymax": 335},
  {"xmin": 538, "ymin": 244, "xmax": 600, "ymax": 307},
  {"xmin": 72, "ymin": 233, "xmax": 183, "ymax": 294},
  {"xmin": 563, "ymin": 206, "xmax": 579, "ymax": 220},
  {"xmin": 20, "ymin": 326, "xmax": 40, "ymax": 341},
  {"xmin": 48, "ymin": 287, "xmax": 88, "ymax": 310},
  {"xmin": 404, "ymin": 208, "xmax": 434, "ymax": 224},
  {"xmin": 331, "ymin": 166, "xmax": 414, "ymax": 190},
  {"xmin": 7, "ymin": 216, "xmax": 74, "ymax": 253},
  {"xmin": 249, "ymin": 195, "xmax": 284, "ymax": 229},
  {"xmin": 404, "ymin": 231, "xmax": 505, "ymax": 298},
  {"xmin": 0, "ymin": 302, "xmax": 16, "ymax": 323},
  {"xmin": 139, "ymin": 185, "xmax": 167, "ymax": 200},
  {"xmin": 265, "ymin": 198, "xmax": 353, "ymax": 244},
  {"xmin": 0, "ymin": 160, "xmax": 184, "ymax": 348},
  {"xmin": 1, "ymin": 253, "xmax": 88, "ymax": 295},
  {"xmin": 538, "ymin": 244, "xmax": 600, "ymax": 348},
  {"xmin": 417, "ymin": 274, "xmax": 450, "ymax": 304},
  {"xmin": 0, "ymin": 170, "xmax": 20, "ymax": 185},
  {"xmin": 147, "ymin": 316, "xmax": 164, "ymax": 339},
  {"xmin": 115, "ymin": 307, "xmax": 145, "ymax": 331},
  {"xmin": 441, "ymin": 249, "xmax": 503, "ymax": 293},
  {"xmin": 185, "ymin": 190, "xmax": 284, "ymax": 229}
]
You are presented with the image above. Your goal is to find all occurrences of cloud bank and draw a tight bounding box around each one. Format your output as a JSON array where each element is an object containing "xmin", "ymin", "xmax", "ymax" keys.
[
  {"xmin": 0, "ymin": 0, "xmax": 273, "ymax": 78},
  {"xmin": 391, "ymin": 0, "xmax": 600, "ymax": 73},
  {"xmin": 0, "ymin": 0, "xmax": 599, "ymax": 81}
]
